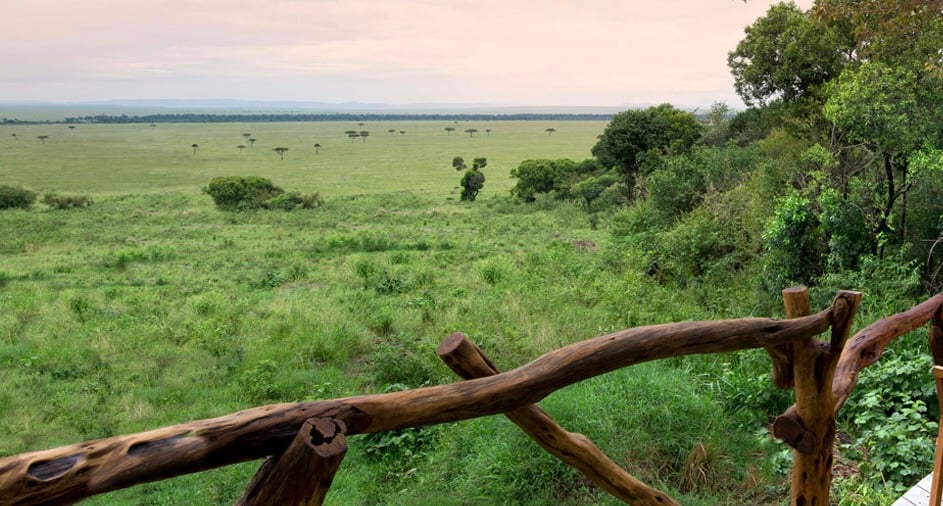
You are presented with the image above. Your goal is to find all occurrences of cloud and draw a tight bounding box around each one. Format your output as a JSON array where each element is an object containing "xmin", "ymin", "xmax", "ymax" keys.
[{"xmin": 0, "ymin": 0, "xmax": 814, "ymax": 105}]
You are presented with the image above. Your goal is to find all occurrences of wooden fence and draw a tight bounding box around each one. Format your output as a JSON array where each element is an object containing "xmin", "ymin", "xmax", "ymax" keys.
[{"xmin": 1, "ymin": 288, "xmax": 941, "ymax": 505}]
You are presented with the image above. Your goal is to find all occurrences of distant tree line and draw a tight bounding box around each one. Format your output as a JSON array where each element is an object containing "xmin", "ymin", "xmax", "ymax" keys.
[{"xmin": 0, "ymin": 113, "xmax": 618, "ymax": 125}]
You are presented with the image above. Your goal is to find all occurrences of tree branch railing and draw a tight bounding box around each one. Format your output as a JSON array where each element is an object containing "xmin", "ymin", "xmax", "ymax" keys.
[{"xmin": 0, "ymin": 289, "xmax": 941, "ymax": 505}]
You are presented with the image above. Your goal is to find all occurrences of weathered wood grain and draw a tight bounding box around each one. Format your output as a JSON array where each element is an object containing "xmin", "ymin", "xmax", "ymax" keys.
[
  {"xmin": 779, "ymin": 289, "xmax": 861, "ymax": 506},
  {"xmin": 236, "ymin": 418, "xmax": 347, "ymax": 506}
]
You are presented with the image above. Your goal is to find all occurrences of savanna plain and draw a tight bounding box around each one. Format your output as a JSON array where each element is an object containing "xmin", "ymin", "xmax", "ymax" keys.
[{"xmin": 0, "ymin": 119, "xmax": 930, "ymax": 505}]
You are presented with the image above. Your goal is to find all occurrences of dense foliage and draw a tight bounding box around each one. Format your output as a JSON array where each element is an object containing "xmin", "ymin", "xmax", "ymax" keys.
[{"xmin": 0, "ymin": 185, "xmax": 36, "ymax": 209}]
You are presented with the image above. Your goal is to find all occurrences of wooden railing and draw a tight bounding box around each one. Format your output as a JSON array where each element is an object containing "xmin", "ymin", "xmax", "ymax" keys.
[{"xmin": 0, "ymin": 288, "xmax": 941, "ymax": 506}]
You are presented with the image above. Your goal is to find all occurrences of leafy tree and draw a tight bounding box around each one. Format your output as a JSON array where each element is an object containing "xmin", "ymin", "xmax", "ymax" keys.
[
  {"xmin": 452, "ymin": 156, "xmax": 466, "ymax": 171},
  {"xmin": 728, "ymin": 2, "xmax": 846, "ymax": 107},
  {"xmin": 11, "ymin": 133, "xmax": 16, "ymax": 140},
  {"xmin": 485, "ymin": 129, "xmax": 491, "ymax": 136},
  {"xmin": 460, "ymin": 168, "xmax": 485, "ymax": 201},
  {"xmin": 68, "ymin": 125, "xmax": 76, "ymax": 130},
  {"xmin": 824, "ymin": 62, "xmax": 943, "ymax": 243},
  {"xmin": 399, "ymin": 131, "xmax": 406, "ymax": 135},
  {"xmin": 37, "ymin": 135, "xmax": 49, "ymax": 144},
  {"xmin": 814, "ymin": 0, "xmax": 943, "ymax": 68},
  {"xmin": 472, "ymin": 157, "xmax": 487, "ymax": 170},
  {"xmin": 444, "ymin": 127, "xmax": 455, "ymax": 136},
  {"xmin": 272, "ymin": 147, "xmax": 289, "ymax": 160},
  {"xmin": 591, "ymin": 104, "xmax": 702, "ymax": 187},
  {"xmin": 465, "ymin": 128, "xmax": 478, "ymax": 137},
  {"xmin": 545, "ymin": 128, "xmax": 556, "ymax": 136},
  {"xmin": 191, "ymin": 143, "xmax": 198, "ymax": 155}
]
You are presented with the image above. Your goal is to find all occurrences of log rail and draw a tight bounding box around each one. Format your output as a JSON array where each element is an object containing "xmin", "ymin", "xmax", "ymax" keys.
[{"xmin": 0, "ymin": 290, "xmax": 941, "ymax": 505}]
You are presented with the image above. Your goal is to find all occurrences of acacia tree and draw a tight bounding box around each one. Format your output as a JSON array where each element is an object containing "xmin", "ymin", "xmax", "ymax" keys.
[
  {"xmin": 545, "ymin": 128, "xmax": 556, "ymax": 136},
  {"xmin": 272, "ymin": 147, "xmax": 288, "ymax": 160},
  {"xmin": 465, "ymin": 128, "xmax": 478, "ymax": 137},
  {"xmin": 237, "ymin": 144, "xmax": 246, "ymax": 153},
  {"xmin": 248, "ymin": 138, "xmax": 257, "ymax": 148},
  {"xmin": 485, "ymin": 129, "xmax": 491, "ymax": 136},
  {"xmin": 38, "ymin": 135, "xmax": 49, "ymax": 144},
  {"xmin": 359, "ymin": 130, "xmax": 370, "ymax": 142},
  {"xmin": 313, "ymin": 143, "xmax": 321, "ymax": 154},
  {"xmin": 445, "ymin": 127, "xmax": 456, "ymax": 136},
  {"xmin": 242, "ymin": 133, "xmax": 251, "ymax": 143},
  {"xmin": 191, "ymin": 143, "xmax": 199, "ymax": 155}
]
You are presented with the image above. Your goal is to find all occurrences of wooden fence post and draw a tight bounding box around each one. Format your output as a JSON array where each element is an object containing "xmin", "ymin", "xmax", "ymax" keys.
[
  {"xmin": 775, "ymin": 288, "xmax": 861, "ymax": 506},
  {"xmin": 929, "ymin": 307, "xmax": 943, "ymax": 506},
  {"xmin": 236, "ymin": 417, "xmax": 347, "ymax": 506},
  {"xmin": 437, "ymin": 333, "xmax": 678, "ymax": 506}
]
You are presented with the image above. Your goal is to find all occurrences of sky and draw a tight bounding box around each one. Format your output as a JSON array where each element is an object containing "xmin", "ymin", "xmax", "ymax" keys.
[{"xmin": 0, "ymin": 0, "xmax": 814, "ymax": 109}]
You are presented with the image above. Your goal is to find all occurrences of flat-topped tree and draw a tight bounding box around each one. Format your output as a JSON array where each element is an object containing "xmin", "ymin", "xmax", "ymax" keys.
[
  {"xmin": 546, "ymin": 128, "xmax": 556, "ymax": 136},
  {"xmin": 272, "ymin": 147, "xmax": 288, "ymax": 160},
  {"xmin": 444, "ymin": 127, "xmax": 455, "ymax": 136},
  {"xmin": 37, "ymin": 135, "xmax": 49, "ymax": 144},
  {"xmin": 242, "ymin": 133, "xmax": 251, "ymax": 143},
  {"xmin": 237, "ymin": 145, "xmax": 246, "ymax": 153},
  {"xmin": 191, "ymin": 143, "xmax": 199, "ymax": 155},
  {"xmin": 248, "ymin": 138, "xmax": 256, "ymax": 148},
  {"xmin": 388, "ymin": 129, "xmax": 396, "ymax": 135},
  {"xmin": 313, "ymin": 143, "xmax": 321, "ymax": 154},
  {"xmin": 359, "ymin": 130, "xmax": 369, "ymax": 142},
  {"xmin": 485, "ymin": 129, "xmax": 491, "ymax": 136},
  {"xmin": 465, "ymin": 128, "xmax": 478, "ymax": 137}
]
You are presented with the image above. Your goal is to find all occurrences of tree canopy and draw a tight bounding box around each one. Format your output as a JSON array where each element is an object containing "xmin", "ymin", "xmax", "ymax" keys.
[{"xmin": 590, "ymin": 104, "xmax": 701, "ymax": 183}]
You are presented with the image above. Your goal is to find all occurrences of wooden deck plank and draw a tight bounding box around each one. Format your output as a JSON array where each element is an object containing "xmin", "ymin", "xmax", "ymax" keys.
[{"xmin": 893, "ymin": 474, "xmax": 934, "ymax": 506}]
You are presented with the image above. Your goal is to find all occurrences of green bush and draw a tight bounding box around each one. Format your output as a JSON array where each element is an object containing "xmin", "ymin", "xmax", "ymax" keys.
[
  {"xmin": 265, "ymin": 191, "xmax": 324, "ymax": 211},
  {"xmin": 0, "ymin": 185, "xmax": 36, "ymax": 210},
  {"xmin": 203, "ymin": 176, "xmax": 284, "ymax": 210},
  {"xmin": 42, "ymin": 192, "xmax": 93, "ymax": 209},
  {"xmin": 762, "ymin": 193, "xmax": 825, "ymax": 292}
]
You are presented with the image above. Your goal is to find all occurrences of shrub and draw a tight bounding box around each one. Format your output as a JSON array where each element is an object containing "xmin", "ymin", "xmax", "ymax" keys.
[
  {"xmin": 0, "ymin": 185, "xmax": 36, "ymax": 210},
  {"xmin": 265, "ymin": 191, "xmax": 324, "ymax": 211},
  {"xmin": 203, "ymin": 176, "xmax": 284, "ymax": 210},
  {"xmin": 42, "ymin": 192, "xmax": 93, "ymax": 209}
]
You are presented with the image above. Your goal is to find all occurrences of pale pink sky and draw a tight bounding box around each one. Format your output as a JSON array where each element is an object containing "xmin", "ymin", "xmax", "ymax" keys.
[{"xmin": 0, "ymin": 0, "xmax": 813, "ymax": 108}]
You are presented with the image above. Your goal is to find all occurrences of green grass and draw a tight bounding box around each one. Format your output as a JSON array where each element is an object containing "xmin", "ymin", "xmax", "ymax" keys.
[
  {"xmin": 0, "ymin": 120, "xmax": 794, "ymax": 505},
  {"xmin": 0, "ymin": 121, "xmax": 603, "ymax": 197}
]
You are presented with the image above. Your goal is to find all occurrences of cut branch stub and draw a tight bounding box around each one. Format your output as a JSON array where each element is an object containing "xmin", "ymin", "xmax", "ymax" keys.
[
  {"xmin": 929, "ymin": 305, "xmax": 943, "ymax": 367},
  {"xmin": 236, "ymin": 417, "xmax": 347, "ymax": 506},
  {"xmin": 437, "ymin": 332, "xmax": 678, "ymax": 506}
]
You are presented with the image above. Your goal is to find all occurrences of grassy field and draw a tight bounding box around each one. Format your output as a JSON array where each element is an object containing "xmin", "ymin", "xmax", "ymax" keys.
[
  {"xmin": 0, "ymin": 121, "xmax": 603, "ymax": 197},
  {"xmin": 0, "ymin": 120, "xmax": 801, "ymax": 505}
]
